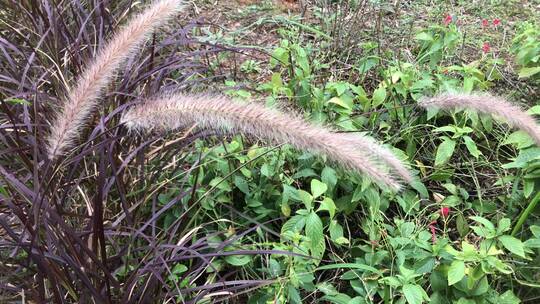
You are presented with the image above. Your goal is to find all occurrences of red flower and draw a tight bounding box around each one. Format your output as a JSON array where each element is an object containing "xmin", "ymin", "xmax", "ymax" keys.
[
  {"xmin": 440, "ymin": 207, "xmax": 450, "ymax": 218},
  {"xmin": 482, "ymin": 42, "xmax": 491, "ymax": 53},
  {"xmin": 443, "ymin": 14, "xmax": 453, "ymax": 26},
  {"xmin": 493, "ymin": 18, "xmax": 501, "ymax": 26},
  {"xmin": 482, "ymin": 19, "xmax": 489, "ymax": 27}
]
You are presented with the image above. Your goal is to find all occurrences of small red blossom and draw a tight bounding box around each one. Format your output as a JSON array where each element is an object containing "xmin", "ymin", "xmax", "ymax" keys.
[
  {"xmin": 440, "ymin": 207, "xmax": 450, "ymax": 218},
  {"xmin": 443, "ymin": 14, "xmax": 453, "ymax": 26},
  {"xmin": 442, "ymin": 69, "xmax": 449, "ymax": 74},
  {"xmin": 493, "ymin": 18, "xmax": 501, "ymax": 26},
  {"xmin": 482, "ymin": 19, "xmax": 489, "ymax": 27},
  {"xmin": 482, "ymin": 42, "xmax": 491, "ymax": 53}
]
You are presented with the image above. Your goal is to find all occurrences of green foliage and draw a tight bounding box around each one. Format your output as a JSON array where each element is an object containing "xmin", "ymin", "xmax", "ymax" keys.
[{"xmin": 511, "ymin": 22, "xmax": 540, "ymax": 79}]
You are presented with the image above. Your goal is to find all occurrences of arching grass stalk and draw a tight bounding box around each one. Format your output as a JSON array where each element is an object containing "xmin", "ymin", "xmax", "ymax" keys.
[{"xmin": 511, "ymin": 191, "xmax": 540, "ymax": 237}]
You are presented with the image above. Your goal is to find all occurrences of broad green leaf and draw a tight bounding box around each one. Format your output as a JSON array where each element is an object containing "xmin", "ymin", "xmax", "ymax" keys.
[
  {"xmin": 403, "ymin": 284, "xmax": 427, "ymax": 304},
  {"xmin": 470, "ymin": 216, "xmax": 496, "ymax": 231},
  {"xmin": 435, "ymin": 138, "xmax": 456, "ymax": 166},
  {"xmin": 329, "ymin": 220, "xmax": 349, "ymax": 245},
  {"xmin": 497, "ymin": 218, "xmax": 511, "ymax": 234},
  {"xmin": 311, "ymin": 179, "xmax": 328, "ymax": 199},
  {"xmin": 518, "ymin": 66, "xmax": 540, "ymax": 78},
  {"xmin": 531, "ymin": 225, "xmax": 540, "ymax": 238},
  {"xmin": 498, "ymin": 290, "xmax": 521, "ymax": 304},
  {"xmin": 327, "ymin": 97, "xmax": 352, "ymax": 110},
  {"xmin": 306, "ymin": 211, "xmax": 325, "ymax": 256},
  {"xmin": 372, "ymin": 86, "xmax": 387, "ymax": 107},
  {"xmin": 298, "ymin": 190, "xmax": 313, "ymax": 210},
  {"xmin": 225, "ymin": 254, "xmax": 251, "ymax": 266},
  {"xmin": 527, "ymin": 105, "xmax": 540, "ymax": 115},
  {"xmin": 503, "ymin": 130, "xmax": 534, "ymax": 148},
  {"xmin": 233, "ymin": 175, "xmax": 250, "ymax": 194},
  {"xmin": 281, "ymin": 214, "xmax": 306, "ymax": 234},
  {"xmin": 499, "ymin": 235, "xmax": 526, "ymax": 258},
  {"xmin": 463, "ymin": 136, "xmax": 481, "ymax": 158},
  {"xmin": 317, "ymin": 197, "xmax": 336, "ymax": 219},
  {"xmin": 321, "ymin": 167, "xmax": 338, "ymax": 190},
  {"xmin": 448, "ymin": 260, "xmax": 465, "ymax": 285},
  {"xmin": 415, "ymin": 32, "xmax": 433, "ymax": 41}
]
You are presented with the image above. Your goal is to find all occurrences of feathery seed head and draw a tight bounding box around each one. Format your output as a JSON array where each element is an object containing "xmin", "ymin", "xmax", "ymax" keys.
[
  {"xmin": 121, "ymin": 93, "xmax": 413, "ymax": 191},
  {"xmin": 419, "ymin": 92, "xmax": 540, "ymax": 146},
  {"xmin": 46, "ymin": 0, "xmax": 185, "ymax": 159}
]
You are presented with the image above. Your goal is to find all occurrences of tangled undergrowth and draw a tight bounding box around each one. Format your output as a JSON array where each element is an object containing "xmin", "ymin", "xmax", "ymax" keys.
[{"xmin": 1, "ymin": 0, "xmax": 539, "ymax": 303}]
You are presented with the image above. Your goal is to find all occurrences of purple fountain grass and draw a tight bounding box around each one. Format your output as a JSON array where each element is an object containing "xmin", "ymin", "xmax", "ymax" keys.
[
  {"xmin": 121, "ymin": 93, "xmax": 412, "ymax": 191},
  {"xmin": 419, "ymin": 92, "xmax": 540, "ymax": 146},
  {"xmin": 46, "ymin": 0, "xmax": 185, "ymax": 159}
]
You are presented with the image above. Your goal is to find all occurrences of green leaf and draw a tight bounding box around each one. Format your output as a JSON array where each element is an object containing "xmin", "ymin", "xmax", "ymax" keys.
[
  {"xmin": 503, "ymin": 130, "xmax": 535, "ymax": 148},
  {"xmin": 372, "ymin": 86, "xmax": 387, "ymax": 107},
  {"xmin": 316, "ymin": 263, "xmax": 381, "ymax": 275},
  {"xmin": 327, "ymin": 97, "xmax": 352, "ymax": 110},
  {"xmin": 317, "ymin": 197, "xmax": 336, "ymax": 219},
  {"xmin": 531, "ymin": 225, "xmax": 540, "ymax": 238},
  {"xmin": 528, "ymin": 105, "xmax": 540, "ymax": 116},
  {"xmin": 463, "ymin": 136, "xmax": 481, "ymax": 158},
  {"xmin": 415, "ymin": 32, "xmax": 433, "ymax": 41},
  {"xmin": 499, "ymin": 235, "xmax": 526, "ymax": 258},
  {"xmin": 329, "ymin": 220, "xmax": 348, "ymax": 245},
  {"xmin": 281, "ymin": 214, "xmax": 306, "ymax": 234},
  {"xmin": 435, "ymin": 138, "xmax": 456, "ymax": 166},
  {"xmin": 321, "ymin": 167, "xmax": 338, "ymax": 190},
  {"xmin": 497, "ymin": 218, "xmax": 511, "ymax": 234},
  {"xmin": 498, "ymin": 290, "xmax": 521, "ymax": 304},
  {"xmin": 225, "ymin": 254, "xmax": 251, "ymax": 266},
  {"xmin": 311, "ymin": 179, "xmax": 328, "ymax": 199},
  {"xmin": 403, "ymin": 284, "xmax": 427, "ymax": 304},
  {"xmin": 448, "ymin": 260, "xmax": 465, "ymax": 285},
  {"xmin": 470, "ymin": 216, "xmax": 496, "ymax": 231},
  {"xmin": 233, "ymin": 175, "xmax": 250, "ymax": 194},
  {"xmin": 298, "ymin": 190, "xmax": 313, "ymax": 210},
  {"xmin": 306, "ymin": 211, "xmax": 325, "ymax": 256},
  {"xmin": 518, "ymin": 66, "xmax": 540, "ymax": 78}
]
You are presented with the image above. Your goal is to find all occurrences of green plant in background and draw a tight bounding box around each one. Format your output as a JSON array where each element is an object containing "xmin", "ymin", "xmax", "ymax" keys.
[{"xmin": 511, "ymin": 22, "xmax": 540, "ymax": 79}]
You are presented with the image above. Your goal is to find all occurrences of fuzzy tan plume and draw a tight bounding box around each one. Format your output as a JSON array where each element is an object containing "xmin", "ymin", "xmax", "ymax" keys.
[
  {"xmin": 121, "ymin": 93, "xmax": 412, "ymax": 190},
  {"xmin": 419, "ymin": 93, "xmax": 540, "ymax": 146},
  {"xmin": 46, "ymin": 0, "xmax": 185, "ymax": 158}
]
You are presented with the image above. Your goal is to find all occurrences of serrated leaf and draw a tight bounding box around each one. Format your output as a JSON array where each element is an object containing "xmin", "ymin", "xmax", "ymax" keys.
[
  {"xmin": 499, "ymin": 235, "xmax": 526, "ymax": 258},
  {"xmin": 306, "ymin": 211, "xmax": 325, "ymax": 256},
  {"xmin": 448, "ymin": 260, "xmax": 465, "ymax": 285}
]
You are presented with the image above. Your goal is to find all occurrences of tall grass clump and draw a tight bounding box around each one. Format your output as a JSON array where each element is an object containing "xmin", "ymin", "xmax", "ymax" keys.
[
  {"xmin": 121, "ymin": 93, "xmax": 412, "ymax": 190},
  {"xmin": 47, "ymin": 0, "xmax": 185, "ymax": 158}
]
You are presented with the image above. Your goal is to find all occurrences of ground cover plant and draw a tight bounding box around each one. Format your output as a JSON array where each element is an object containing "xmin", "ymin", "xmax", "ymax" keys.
[{"xmin": 1, "ymin": 0, "xmax": 539, "ymax": 303}]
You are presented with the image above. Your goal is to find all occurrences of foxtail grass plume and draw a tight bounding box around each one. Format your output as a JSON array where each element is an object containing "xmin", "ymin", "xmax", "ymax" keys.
[
  {"xmin": 121, "ymin": 93, "xmax": 412, "ymax": 191},
  {"xmin": 419, "ymin": 93, "xmax": 540, "ymax": 146},
  {"xmin": 46, "ymin": 0, "xmax": 185, "ymax": 158}
]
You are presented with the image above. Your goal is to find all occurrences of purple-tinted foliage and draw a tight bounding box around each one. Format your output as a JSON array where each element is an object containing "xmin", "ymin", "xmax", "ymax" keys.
[{"xmin": 0, "ymin": 0, "xmax": 280, "ymax": 302}]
